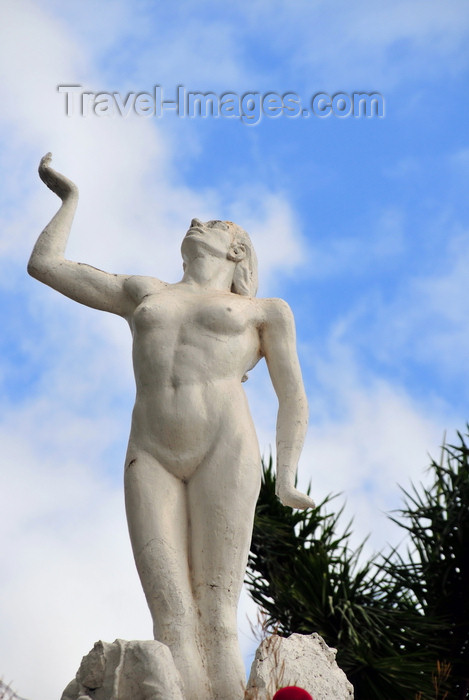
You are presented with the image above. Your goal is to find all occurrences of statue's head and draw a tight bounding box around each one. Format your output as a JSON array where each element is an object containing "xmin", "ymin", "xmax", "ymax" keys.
[
  {"xmin": 224, "ymin": 221, "xmax": 258, "ymax": 297},
  {"xmin": 182, "ymin": 219, "xmax": 258, "ymax": 297}
]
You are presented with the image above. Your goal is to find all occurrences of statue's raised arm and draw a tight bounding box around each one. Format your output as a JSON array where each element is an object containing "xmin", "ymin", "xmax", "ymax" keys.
[{"xmin": 28, "ymin": 153, "xmax": 134, "ymax": 317}]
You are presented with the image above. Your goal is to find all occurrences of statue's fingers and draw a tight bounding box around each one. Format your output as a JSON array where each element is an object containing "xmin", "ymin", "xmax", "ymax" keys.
[{"xmin": 39, "ymin": 152, "xmax": 53, "ymax": 171}]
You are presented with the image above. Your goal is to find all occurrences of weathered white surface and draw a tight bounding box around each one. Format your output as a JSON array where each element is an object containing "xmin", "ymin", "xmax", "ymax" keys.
[
  {"xmin": 61, "ymin": 634, "xmax": 353, "ymax": 700},
  {"xmin": 30, "ymin": 155, "xmax": 315, "ymax": 700},
  {"xmin": 246, "ymin": 633, "xmax": 354, "ymax": 700},
  {"xmin": 60, "ymin": 639, "xmax": 185, "ymax": 700}
]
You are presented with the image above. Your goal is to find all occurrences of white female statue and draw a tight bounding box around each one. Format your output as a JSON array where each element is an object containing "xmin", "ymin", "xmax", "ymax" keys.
[{"xmin": 28, "ymin": 154, "xmax": 314, "ymax": 700}]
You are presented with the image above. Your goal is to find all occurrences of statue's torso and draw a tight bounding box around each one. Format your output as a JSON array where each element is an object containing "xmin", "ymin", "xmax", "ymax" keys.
[{"xmin": 125, "ymin": 279, "xmax": 264, "ymax": 476}]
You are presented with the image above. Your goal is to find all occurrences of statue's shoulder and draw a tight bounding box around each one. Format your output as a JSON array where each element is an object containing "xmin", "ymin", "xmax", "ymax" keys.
[
  {"xmin": 258, "ymin": 296, "xmax": 294, "ymax": 324},
  {"xmin": 124, "ymin": 275, "xmax": 168, "ymax": 302}
]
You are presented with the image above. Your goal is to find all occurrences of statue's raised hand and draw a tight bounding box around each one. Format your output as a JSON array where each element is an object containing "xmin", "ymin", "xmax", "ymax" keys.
[
  {"xmin": 276, "ymin": 483, "xmax": 316, "ymax": 510},
  {"xmin": 38, "ymin": 153, "xmax": 78, "ymax": 200}
]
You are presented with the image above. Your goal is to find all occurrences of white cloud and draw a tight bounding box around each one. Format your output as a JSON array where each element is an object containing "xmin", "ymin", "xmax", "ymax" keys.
[
  {"xmin": 224, "ymin": 188, "xmax": 306, "ymax": 293},
  {"xmin": 0, "ymin": 2, "xmax": 89, "ymax": 138},
  {"xmin": 0, "ymin": 396, "xmax": 151, "ymax": 698},
  {"xmin": 304, "ymin": 376, "xmax": 445, "ymax": 554}
]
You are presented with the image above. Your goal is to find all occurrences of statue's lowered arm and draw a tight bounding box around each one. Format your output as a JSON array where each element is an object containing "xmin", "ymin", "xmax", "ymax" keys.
[{"xmin": 261, "ymin": 298, "xmax": 315, "ymax": 510}]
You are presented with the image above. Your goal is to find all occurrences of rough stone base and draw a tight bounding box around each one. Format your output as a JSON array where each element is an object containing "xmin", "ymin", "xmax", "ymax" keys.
[
  {"xmin": 245, "ymin": 633, "xmax": 354, "ymax": 700},
  {"xmin": 61, "ymin": 633, "xmax": 353, "ymax": 700},
  {"xmin": 60, "ymin": 639, "xmax": 185, "ymax": 700}
]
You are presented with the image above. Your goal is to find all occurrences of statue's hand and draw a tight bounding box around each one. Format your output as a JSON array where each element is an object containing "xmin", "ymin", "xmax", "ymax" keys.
[
  {"xmin": 276, "ymin": 483, "xmax": 316, "ymax": 510},
  {"xmin": 38, "ymin": 152, "xmax": 78, "ymax": 200}
]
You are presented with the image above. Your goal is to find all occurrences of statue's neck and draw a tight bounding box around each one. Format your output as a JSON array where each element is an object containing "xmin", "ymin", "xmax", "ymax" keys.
[{"xmin": 181, "ymin": 255, "xmax": 235, "ymax": 292}]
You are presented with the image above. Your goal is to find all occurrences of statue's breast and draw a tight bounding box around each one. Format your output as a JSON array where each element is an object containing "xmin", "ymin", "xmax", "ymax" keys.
[
  {"xmin": 132, "ymin": 296, "xmax": 181, "ymax": 331},
  {"xmin": 191, "ymin": 299, "xmax": 249, "ymax": 336}
]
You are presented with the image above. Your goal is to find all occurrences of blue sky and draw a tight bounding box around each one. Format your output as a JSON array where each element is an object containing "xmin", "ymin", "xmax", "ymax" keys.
[{"xmin": 1, "ymin": 1, "xmax": 469, "ymax": 698}]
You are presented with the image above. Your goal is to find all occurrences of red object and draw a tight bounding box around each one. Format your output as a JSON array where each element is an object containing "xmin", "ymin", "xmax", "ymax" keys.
[{"xmin": 272, "ymin": 687, "xmax": 313, "ymax": 700}]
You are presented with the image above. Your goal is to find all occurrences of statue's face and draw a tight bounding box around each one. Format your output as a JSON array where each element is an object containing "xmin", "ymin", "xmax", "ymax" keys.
[{"xmin": 181, "ymin": 218, "xmax": 234, "ymax": 262}]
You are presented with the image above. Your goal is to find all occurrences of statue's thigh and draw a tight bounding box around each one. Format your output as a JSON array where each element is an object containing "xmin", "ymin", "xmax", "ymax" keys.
[
  {"xmin": 187, "ymin": 428, "xmax": 261, "ymax": 597},
  {"xmin": 124, "ymin": 452, "xmax": 192, "ymax": 608}
]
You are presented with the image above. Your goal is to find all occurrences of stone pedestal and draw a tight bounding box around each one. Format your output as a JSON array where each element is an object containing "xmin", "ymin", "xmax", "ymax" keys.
[
  {"xmin": 60, "ymin": 639, "xmax": 185, "ymax": 700},
  {"xmin": 246, "ymin": 633, "xmax": 354, "ymax": 700},
  {"xmin": 61, "ymin": 633, "xmax": 353, "ymax": 700}
]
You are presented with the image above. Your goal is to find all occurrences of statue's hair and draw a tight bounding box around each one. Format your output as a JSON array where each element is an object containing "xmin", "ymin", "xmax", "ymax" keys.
[{"xmin": 226, "ymin": 222, "xmax": 258, "ymax": 297}]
